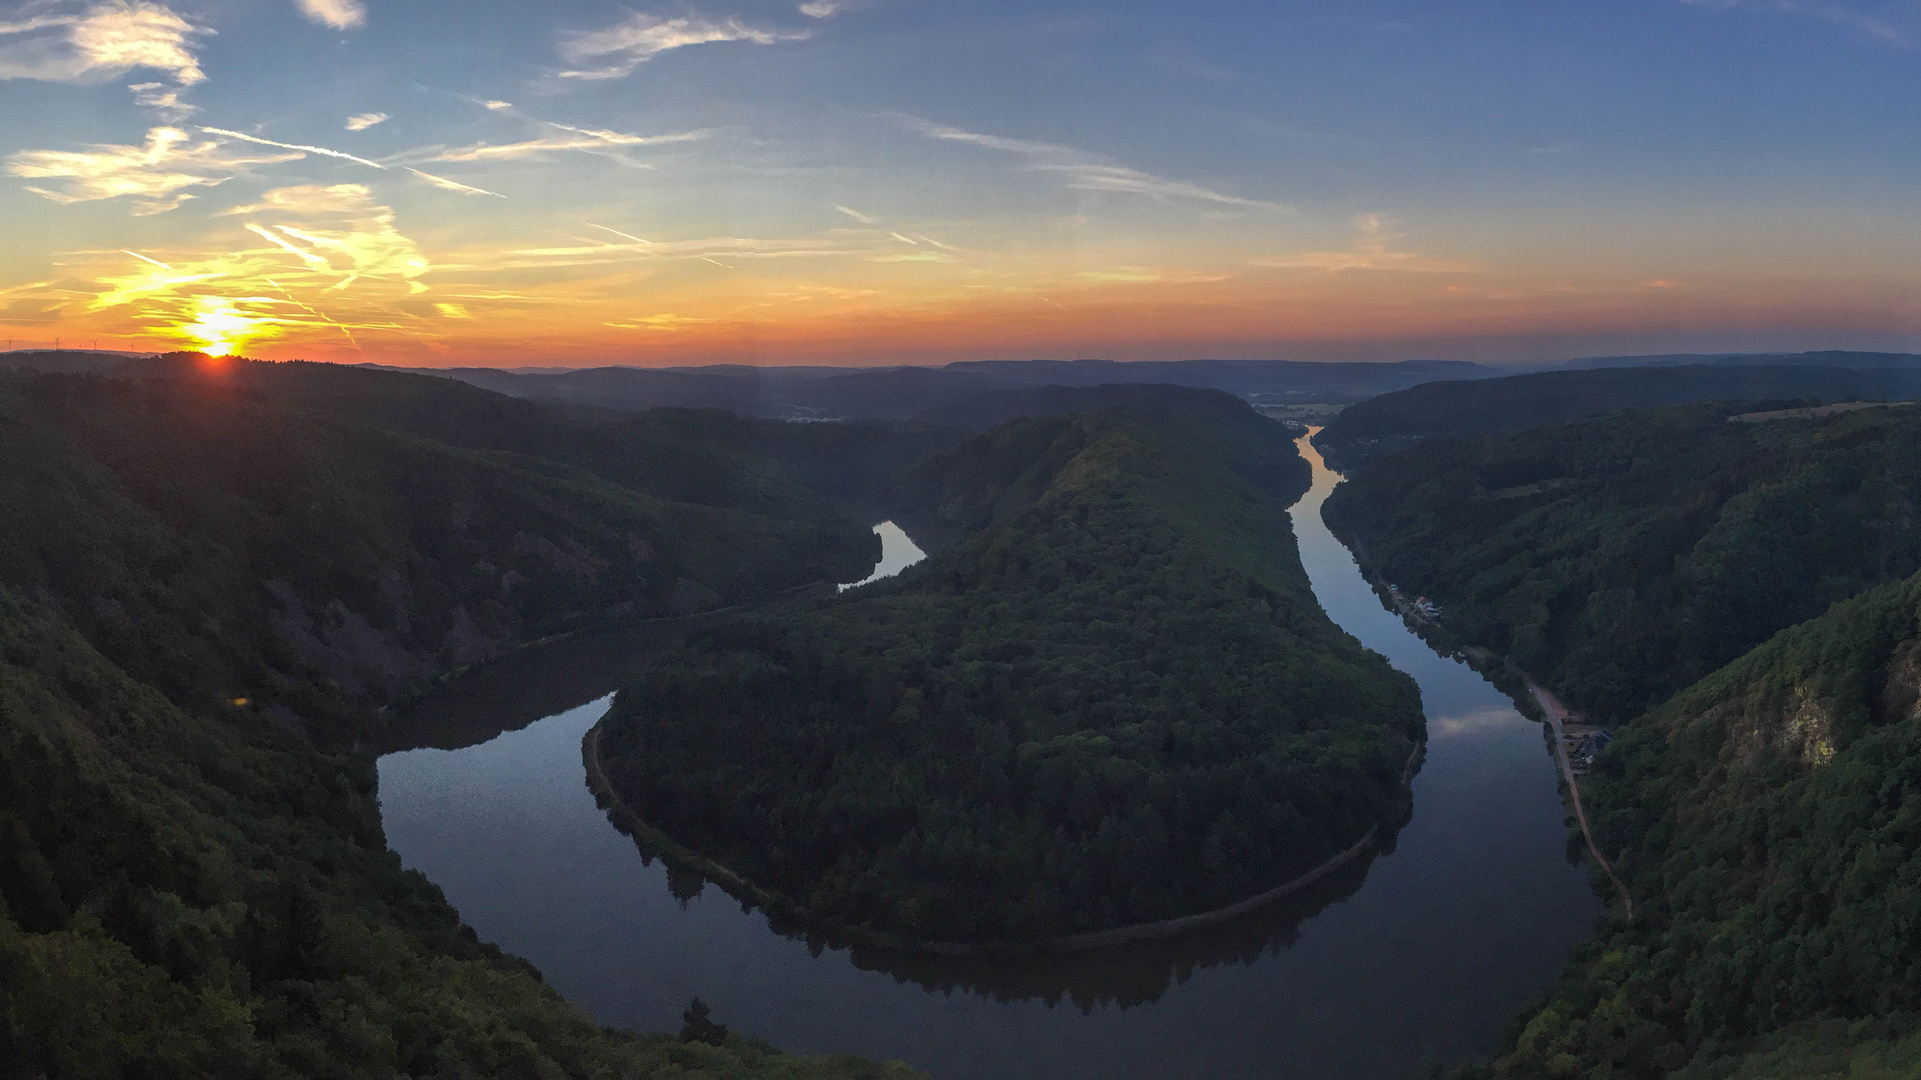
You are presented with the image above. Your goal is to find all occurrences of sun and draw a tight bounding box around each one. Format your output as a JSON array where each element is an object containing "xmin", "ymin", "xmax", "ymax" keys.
[{"xmin": 173, "ymin": 295, "xmax": 269, "ymax": 357}]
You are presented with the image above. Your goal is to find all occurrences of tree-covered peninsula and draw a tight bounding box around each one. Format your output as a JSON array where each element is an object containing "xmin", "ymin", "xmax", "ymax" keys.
[
  {"xmin": 1324, "ymin": 402, "xmax": 1921, "ymax": 726},
  {"xmin": 595, "ymin": 388, "xmax": 1425, "ymax": 946},
  {"xmin": 0, "ymin": 364, "xmax": 919, "ymax": 1077}
]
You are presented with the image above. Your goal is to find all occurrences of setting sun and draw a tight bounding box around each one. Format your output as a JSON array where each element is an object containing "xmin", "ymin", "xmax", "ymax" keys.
[{"xmin": 173, "ymin": 295, "xmax": 269, "ymax": 357}]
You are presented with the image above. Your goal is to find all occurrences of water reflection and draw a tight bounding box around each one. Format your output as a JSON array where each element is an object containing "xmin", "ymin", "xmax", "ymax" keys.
[
  {"xmin": 607, "ymin": 803, "xmax": 1394, "ymax": 1011},
  {"xmin": 844, "ymin": 851, "xmax": 1380, "ymax": 1010},
  {"xmin": 379, "ymin": 449, "xmax": 1601, "ymax": 1080}
]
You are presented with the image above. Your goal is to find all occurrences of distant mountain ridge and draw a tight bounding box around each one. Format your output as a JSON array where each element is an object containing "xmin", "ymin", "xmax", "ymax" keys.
[
  {"xmin": 355, "ymin": 357, "xmax": 1502, "ymax": 420},
  {"xmin": 1317, "ymin": 363, "xmax": 1921, "ymax": 470}
]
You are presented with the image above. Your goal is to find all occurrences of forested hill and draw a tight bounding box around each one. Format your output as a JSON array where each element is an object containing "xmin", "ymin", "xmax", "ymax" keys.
[
  {"xmin": 1473, "ymin": 570, "xmax": 1921, "ymax": 1079},
  {"xmin": 0, "ymin": 366, "xmax": 919, "ymax": 1076},
  {"xmin": 596, "ymin": 388, "xmax": 1425, "ymax": 945},
  {"xmin": 1323, "ymin": 402, "xmax": 1921, "ymax": 725},
  {"xmin": 196, "ymin": 354, "xmax": 966, "ymax": 522},
  {"xmin": 0, "ymin": 370, "xmax": 877, "ymax": 743},
  {"xmin": 1316, "ymin": 364, "xmax": 1921, "ymax": 470}
]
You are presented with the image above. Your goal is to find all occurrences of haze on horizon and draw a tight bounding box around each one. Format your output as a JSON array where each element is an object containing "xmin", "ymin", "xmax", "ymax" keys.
[{"xmin": 1, "ymin": 0, "xmax": 1918, "ymax": 369}]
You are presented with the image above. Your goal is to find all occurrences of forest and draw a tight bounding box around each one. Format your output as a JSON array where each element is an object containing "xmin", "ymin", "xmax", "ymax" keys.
[
  {"xmin": 1316, "ymin": 363, "xmax": 1921, "ymax": 470},
  {"xmin": 1324, "ymin": 402, "xmax": 1921, "ymax": 725},
  {"xmin": 1469, "ymin": 570, "xmax": 1921, "ymax": 1079},
  {"xmin": 0, "ymin": 361, "xmax": 926, "ymax": 1076},
  {"xmin": 596, "ymin": 387, "xmax": 1424, "ymax": 945}
]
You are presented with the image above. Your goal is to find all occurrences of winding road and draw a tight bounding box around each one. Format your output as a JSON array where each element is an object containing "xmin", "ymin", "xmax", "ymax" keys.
[{"xmin": 1525, "ymin": 678, "xmax": 1634, "ymax": 921}]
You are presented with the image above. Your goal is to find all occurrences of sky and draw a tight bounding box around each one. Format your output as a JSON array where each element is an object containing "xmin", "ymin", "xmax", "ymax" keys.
[{"xmin": 1, "ymin": 0, "xmax": 1918, "ymax": 367}]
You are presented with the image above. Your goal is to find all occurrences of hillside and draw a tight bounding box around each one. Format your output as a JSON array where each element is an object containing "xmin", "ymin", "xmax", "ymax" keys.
[
  {"xmin": 0, "ymin": 371, "xmax": 877, "ymax": 743},
  {"xmin": 1323, "ymin": 402, "xmax": 1921, "ymax": 725},
  {"xmin": 594, "ymin": 388, "xmax": 1424, "ymax": 945},
  {"xmin": 1472, "ymin": 571, "xmax": 1921, "ymax": 1079},
  {"xmin": 1317, "ymin": 364, "xmax": 1921, "ymax": 470},
  {"xmin": 0, "ymin": 367, "xmax": 919, "ymax": 1075},
  {"xmin": 364, "ymin": 357, "xmax": 1496, "ymax": 420},
  {"xmin": 194, "ymin": 355, "xmax": 965, "ymax": 524}
]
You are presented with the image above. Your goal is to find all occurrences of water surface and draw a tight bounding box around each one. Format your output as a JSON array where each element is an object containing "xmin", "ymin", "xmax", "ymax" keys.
[{"xmin": 378, "ymin": 435, "xmax": 1600, "ymax": 1079}]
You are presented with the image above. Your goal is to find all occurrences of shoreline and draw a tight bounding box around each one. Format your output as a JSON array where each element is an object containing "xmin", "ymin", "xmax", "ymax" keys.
[
  {"xmin": 582, "ymin": 718, "xmax": 1424, "ymax": 957},
  {"xmin": 1523, "ymin": 677, "xmax": 1635, "ymax": 922}
]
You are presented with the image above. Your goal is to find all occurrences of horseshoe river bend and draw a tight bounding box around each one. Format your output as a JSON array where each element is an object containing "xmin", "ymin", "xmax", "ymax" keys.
[{"xmin": 375, "ymin": 432, "xmax": 1601, "ymax": 1080}]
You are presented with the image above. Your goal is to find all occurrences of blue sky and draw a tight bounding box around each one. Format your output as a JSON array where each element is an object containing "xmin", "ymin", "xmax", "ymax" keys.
[{"xmin": 1, "ymin": 0, "xmax": 1917, "ymax": 364}]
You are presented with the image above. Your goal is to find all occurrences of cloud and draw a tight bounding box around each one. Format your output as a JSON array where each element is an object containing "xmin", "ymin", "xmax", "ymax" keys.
[
  {"xmin": 345, "ymin": 111, "xmax": 387, "ymax": 131},
  {"xmin": 199, "ymin": 125, "xmax": 387, "ymax": 169},
  {"xmin": 7, "ymin": 126, "xmax": 298, "ymax": 212},
  {"xmin": 408, "ymin": 124, "xmax": 709, "ymax": 167},
  {"xmin": 498, "ymin": 232, "xmax": 879, "ymax": 271},
  {"xmin": 1251, "ymin": 212, "xmax": 1474, "ymax": 273},
  {"xmin": 1679, "ymin": 0, "xmax": 1913, "ymax": 47},
  {"xmin": 0, "ymin": 1, "xmax": 211, "ymax": 85},
  {"xmin": 798, "ymin": 1, "xmax": 847, "ymax": 17},
  {"xmin": 899, "ymin": 116, "xmax": 1290, "ymax": 210},
  {"xmin": 604, "ymin": 313, "xmax": 714, "ymax": 330},
  {"xmin": 558, "ymin": 12, "xmax": 809, "ymax": 79},
  {"xmin": 404, "ymin": 167, "xmax": 504, "ymax": 197},
  {"xmin": 129, "ymin": 79, "xmax": 193, "ymax": 118},
  {"xmin": 70, "ymin": 183, "xmax": 430, "ymax": 355},
  {"xmin": 292, "ymin": 0, "xmax": 365, "ymax": 31},
  {"xmin": 834, "ymin": 204, "xmax": 875, "ymax": 223}
]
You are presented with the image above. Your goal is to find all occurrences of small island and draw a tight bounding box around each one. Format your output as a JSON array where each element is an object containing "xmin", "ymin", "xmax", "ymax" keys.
[{"xmin": 593, "ymin": 388, "xmax": 1425, "ymax": 947}]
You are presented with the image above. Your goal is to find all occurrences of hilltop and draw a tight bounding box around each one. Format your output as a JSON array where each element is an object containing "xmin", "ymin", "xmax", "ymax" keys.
[
  {"xmin": 1324, "ymin": 401, "xmax": 1921, "ymax": 725},
  {"xmin": 594, "ymin": 386, "xmax": 1423, "ymax": 945}
]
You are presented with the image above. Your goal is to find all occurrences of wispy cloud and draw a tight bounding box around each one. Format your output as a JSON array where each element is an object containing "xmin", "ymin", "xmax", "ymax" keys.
[
  {"xmin": 404, "ymin": 167, "xmax": 504, "ymax": 197},
  {"xmin": 7, "ymin": 126, "xmax": 298, "ymax": 212},
  {"xmin": 1252, "ymin": 212, "xmax": 1473, "ymax": 273},
  {"xmin": 497, "ymin": 232, "xmax": 882, "ymax": 271},
  {"xmin": 798, "ymin": 1, "xmax": 848, "ymax": 17},
  {"xmin": 834, "ymin": 204, "xmax": 876, "ymax": 223},
  {"xmin": 345, "ymin": 111, "xmax": 387, "ymax": 131},
  {"xmin": 405, "ymin": 123, "xmax": 709, "ymax": 168},
  {"xmin": 899, "ymin": 116, "xmax": 1290, "ymax": 210},
  {"xmin": 200, "ymin": 125, "xmax": 387, "ymax": 169},
  {"xmin": 0, "ymin": 1, "xmax": 211, "ymax": 85},
  {"xmin": 1680, "ymin": 0, "xmax": 1912, "ymax": 47},
  {"xmin": 557, "ymin": 12, "xmax": 809, "ymax": 79},
  {"xmin": 75, "ymin": 182, "xmax": 431, "ymax": 354},
  {"xmin": 292, "ymin": 0, "xmax": 365, "ymax": 31},
  {"xmin": 129, "ymin": 79, "xmax": 193, "ymax": 118}
]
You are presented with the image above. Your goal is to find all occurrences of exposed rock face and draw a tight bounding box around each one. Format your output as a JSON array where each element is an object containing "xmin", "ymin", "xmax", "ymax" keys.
[
  {"xmin": 266, "ymin": 580, "xmax": 437, "ymax": 700},
  {"xmin": 1883, "ymin": 639, "xmax": 1921, "ymax": 723}
]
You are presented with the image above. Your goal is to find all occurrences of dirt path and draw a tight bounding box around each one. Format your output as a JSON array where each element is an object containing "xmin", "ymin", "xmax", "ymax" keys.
[{"xmin": 1525, "ymin": 677, "xmax": 1634, "ymax": 921}]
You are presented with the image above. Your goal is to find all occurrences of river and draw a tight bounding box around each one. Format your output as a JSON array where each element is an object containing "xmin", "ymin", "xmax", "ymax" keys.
[{"xmin": 377, "ymin": 439, "xmax": 1600, "ymax": 1079}]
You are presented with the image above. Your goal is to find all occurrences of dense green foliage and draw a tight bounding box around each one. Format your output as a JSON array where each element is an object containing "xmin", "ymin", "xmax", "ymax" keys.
[
  {"xmin": 599, "ymin": 389, "xmax": 1423, "ymax": 944},
  {"xmin": 213, "ymin": 357, "xmax": 961, "ymax": 521},
  {"xmin": 0, "ymin": 371, "xmax": 875, "ymax": 743},
  {"xmin": 1325, "ymin": 402, "xmax": 1921, "ymax": 724},
  {"xmin": 1474, "ymin": 571, "xmax": 1921, "ymax": 1079},
  {"xmin": 1318, "ymin": 364, "xmax": 1921, "ymax": 470},
  {"xmin": 0, "ymin": 585, "xmax": 917, "ymax": 1079},
  {"xmin": 0, "ymin": 364, "xmax": 922, "ymax": 1076}
]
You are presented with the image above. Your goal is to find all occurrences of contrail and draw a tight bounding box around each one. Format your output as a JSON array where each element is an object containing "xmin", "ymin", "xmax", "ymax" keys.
[
  {"xmin": 200, "ymin": 127, "xmax": 387, "ymax": 169},
  {"xmin": 122, "ymin": 250, "xmax": 173, "ymax": 270},
  {"xmin": 585, "ymin": 222, "xmax": 650, "ymax": 244},
  {"xmin": 407, "ymin": 168, "xmax": 506, "ymax": 197}
]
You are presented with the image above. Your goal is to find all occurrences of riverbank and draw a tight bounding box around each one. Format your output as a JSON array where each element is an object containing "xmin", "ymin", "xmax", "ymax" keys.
[
  {"xmin": 1524, "ymin": 678, "xmax": 1634, "ymax": 921},
  {"xmin": 583, "ymin": 718, "xmax": 1426, "ymax": 957}
]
